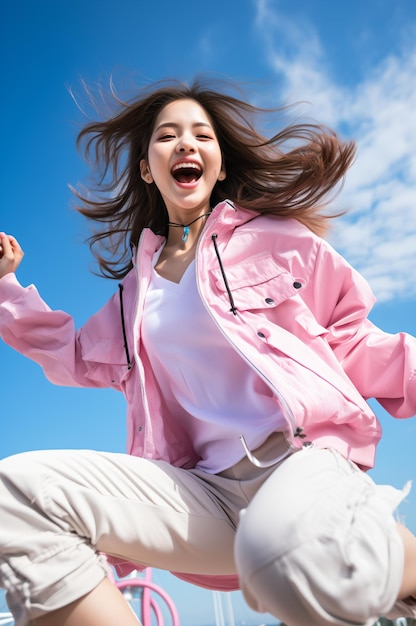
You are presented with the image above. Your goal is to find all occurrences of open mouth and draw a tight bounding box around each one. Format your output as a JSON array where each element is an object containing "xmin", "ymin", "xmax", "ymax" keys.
[{"xmin": 171, "ymin": 162, "xmax": 202, "ymax": 184}]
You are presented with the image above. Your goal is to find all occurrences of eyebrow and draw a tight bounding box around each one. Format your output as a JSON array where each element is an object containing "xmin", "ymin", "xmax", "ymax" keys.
[{"xmin": 154, "ymin": 121, "xmax": 213, "ymax": 132}]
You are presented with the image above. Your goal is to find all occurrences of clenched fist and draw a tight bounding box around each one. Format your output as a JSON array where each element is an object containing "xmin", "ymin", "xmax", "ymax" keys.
[{"xmin": 0, "ymin": 233, "xmax": 24, "ymax": 278}]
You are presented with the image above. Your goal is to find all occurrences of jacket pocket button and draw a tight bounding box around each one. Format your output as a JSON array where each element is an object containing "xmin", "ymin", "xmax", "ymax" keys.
[
  {"xmin": 265, "ymin": 297, "xmax": 275, "ymax": 305},
  {"xmin": 293, "ymin": 281, "xmax": 302, "ymax": 289},
  {"xmin": 257, "ymin": 331, "xmax": 266, "ymax": 338}
]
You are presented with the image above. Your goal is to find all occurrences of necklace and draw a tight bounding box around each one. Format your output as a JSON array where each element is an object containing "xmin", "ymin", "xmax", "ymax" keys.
[{"xmin": 167, "ymin": 211, "xmax": 212, "ymax": 243}]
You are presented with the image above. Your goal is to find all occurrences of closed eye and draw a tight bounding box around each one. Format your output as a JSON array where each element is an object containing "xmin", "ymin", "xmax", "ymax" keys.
[{"xmin": 158, "ymin": 134, "xmax": 176, "ymax": 141}]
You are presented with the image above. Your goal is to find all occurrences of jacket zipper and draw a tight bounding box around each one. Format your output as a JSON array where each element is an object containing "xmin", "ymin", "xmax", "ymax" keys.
[{"xmin": 194, "ymin": 229, "xmax": 298, "ymax": 444}]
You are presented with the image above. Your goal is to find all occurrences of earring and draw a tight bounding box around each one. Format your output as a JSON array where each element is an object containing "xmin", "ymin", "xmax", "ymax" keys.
[{"xmin": 218, "ymin": 172, "xmax": 226, "ymax": 181}]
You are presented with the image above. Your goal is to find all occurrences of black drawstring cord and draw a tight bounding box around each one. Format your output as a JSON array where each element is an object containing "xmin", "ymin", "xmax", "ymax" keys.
[
  {"xmin": 211, "ymin": 234, "xmax": 238, "ymax": 315},
  {"xmin": 118, "ymin": 284, "xmax": 132, "ymax": 370}
]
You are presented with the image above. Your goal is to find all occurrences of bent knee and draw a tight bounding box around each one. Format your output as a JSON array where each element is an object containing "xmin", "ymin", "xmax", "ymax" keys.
[
  {"xmin": 234, "ymin": 480, "xmax": 406, "ymax": 625},
  {"xmin": 235, "ymin": 534, "xmax": 384, "ymax": 626},
  {"xmin": 0, "ymin": 450, "xmax": 37, "ymax": 477},
  {"xmin": 0, "ymin": 450, "xmax": 55, "ymax": 498}
]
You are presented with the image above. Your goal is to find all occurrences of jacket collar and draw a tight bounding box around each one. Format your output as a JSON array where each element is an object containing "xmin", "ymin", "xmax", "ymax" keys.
[{"xmin": 130, "ymin": 200, "xmax": 259, "ymax": 264}]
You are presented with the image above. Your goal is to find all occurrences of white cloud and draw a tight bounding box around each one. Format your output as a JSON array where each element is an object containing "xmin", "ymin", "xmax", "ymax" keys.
[
  {"xmin": 197, "ymin": 33, "xmax": 214, "ymax": 61},
  {"xmin": 254, "ymin": 0, "xmax": 416, "ymax": 302}
]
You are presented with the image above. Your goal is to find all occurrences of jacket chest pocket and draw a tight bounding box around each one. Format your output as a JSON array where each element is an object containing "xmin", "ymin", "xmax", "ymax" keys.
[
  {"xmin": 81, "ymin": 338, "xmax": 133, "ymax": 386},
  {"xmin": 212, "ymin": 256, "xmax": 327, "ymax": 339}
]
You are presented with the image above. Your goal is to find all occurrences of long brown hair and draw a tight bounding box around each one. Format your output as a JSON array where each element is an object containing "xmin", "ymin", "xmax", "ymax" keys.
[{"xmin": 74, "ymin": 77, "xmax": 356, "ymax": 279}]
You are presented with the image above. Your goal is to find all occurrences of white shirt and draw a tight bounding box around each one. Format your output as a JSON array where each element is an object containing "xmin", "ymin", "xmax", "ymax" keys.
[{"xmin": 141, "ymin": 256, "xmax": 285, "ymax": 472}]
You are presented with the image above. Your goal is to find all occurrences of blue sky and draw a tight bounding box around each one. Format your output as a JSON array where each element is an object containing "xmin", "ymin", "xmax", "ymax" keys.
[{"xmin": 1, "ymin": 1, "xmax": 416, "ymax": 624}]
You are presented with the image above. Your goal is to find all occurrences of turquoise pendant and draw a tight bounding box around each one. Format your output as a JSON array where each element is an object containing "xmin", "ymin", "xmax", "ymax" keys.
[{"xmin": 182, "ymin": 226, "xmax": 190, "ymax": 243}]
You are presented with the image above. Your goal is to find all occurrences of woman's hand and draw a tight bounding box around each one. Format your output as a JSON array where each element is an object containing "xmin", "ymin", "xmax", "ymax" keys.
[{"xmin": 0, "ymin": 232, "xmax": 24, "ymax": 278}]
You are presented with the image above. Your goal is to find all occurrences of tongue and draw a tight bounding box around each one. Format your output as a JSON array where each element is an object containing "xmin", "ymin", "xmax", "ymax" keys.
[{"xmin": 174, "ymin": 168, "xmax": 200, "ymax": 183}]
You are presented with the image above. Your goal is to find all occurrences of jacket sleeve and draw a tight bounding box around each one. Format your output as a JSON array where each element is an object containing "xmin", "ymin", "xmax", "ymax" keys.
[
  {"xmin": 0, "ymin": 273, "xmax": 129, "ymax": 390},
  {"xmin": 309, "ymin": 239, "xmax": 416, "ymax": 418}
]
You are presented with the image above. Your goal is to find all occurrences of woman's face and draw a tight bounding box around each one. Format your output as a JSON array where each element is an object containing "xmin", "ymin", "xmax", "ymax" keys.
[{"xmin": 140, "ymin": 98, "xmax": 226, "ymax": 222}]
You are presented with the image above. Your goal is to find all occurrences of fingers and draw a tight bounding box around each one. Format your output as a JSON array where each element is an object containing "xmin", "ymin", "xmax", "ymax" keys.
[
  {"xmin": 0, "ymin": 232, "xmax": 13, "ymax": 257},
  {"xmin": 0, "ymin": 232, "xmax": 24, "ymax": 277},
  {"xmin": 0, "ymin": 233, "xmax": 23, "ymax": 256}
]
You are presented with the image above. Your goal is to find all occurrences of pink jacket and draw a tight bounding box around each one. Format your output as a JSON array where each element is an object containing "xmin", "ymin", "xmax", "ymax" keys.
[{"xmin": 1, "ymin": 200, "xmax": 416, "ymax": 590}]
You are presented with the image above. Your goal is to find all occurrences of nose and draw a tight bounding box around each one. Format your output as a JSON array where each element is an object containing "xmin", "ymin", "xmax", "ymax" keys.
[{"xmin": 176, "ymin": 135, "xmax": 196, "ymax": 153}]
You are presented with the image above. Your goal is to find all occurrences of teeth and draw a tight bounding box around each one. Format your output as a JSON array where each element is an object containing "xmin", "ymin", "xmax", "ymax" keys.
[{"xmin": 172, "ymin": 162, "xmax": 202, "ymax": 173}]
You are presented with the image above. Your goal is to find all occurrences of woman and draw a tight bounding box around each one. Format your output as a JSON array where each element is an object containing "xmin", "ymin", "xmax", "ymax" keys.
[{"xmin": 0, "ymin": 78, "xmax": 415, "ymax": 626}]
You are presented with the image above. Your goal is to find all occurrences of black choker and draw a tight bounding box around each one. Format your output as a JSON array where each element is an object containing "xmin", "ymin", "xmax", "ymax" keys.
[{"xmin": 167, "ymin": 212, "xmax": 212, "ymax": 243}]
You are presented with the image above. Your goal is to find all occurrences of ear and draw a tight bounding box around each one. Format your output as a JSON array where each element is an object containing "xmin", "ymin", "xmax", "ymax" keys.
[
  {"xmin": 218, "ymin": 166, "xmax": 226, "ymax": 182},
  {"xmin": 140, "ymin": 159, "xmax": 153, "ymax": 183}
]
